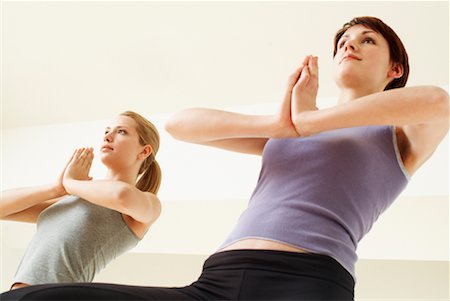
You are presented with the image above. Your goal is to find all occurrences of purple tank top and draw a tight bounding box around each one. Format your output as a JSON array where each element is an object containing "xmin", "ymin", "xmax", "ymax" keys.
[{"xmin": 219, "ymin": 125, "xmax": 409, "ymax": 279}]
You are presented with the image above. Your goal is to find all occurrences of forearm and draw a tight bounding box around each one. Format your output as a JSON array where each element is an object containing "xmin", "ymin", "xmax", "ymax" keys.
[
  {"xmin": 64, "ymin": 179, "xmax": 130, "ymax": 212},
  {"xmin": 64, "ymin": 179, "xmax": 157, "ymax": 223},
  {"xmin": 298, "ymin": 86, "xmax": 449, "ymax": 136},
  {"xmin": 0, "ymin": 184, "xmax": 65, "ymax": 218},
  {"xmin": 165, "ymin": 108, "xmax": 282, "ymax": 142}
]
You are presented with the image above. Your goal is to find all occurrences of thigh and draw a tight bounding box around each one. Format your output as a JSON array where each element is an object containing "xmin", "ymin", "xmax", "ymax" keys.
[
  {"xmin": 1, "ymin": 283, "xmax": 197, "ymax": 300},
  {"xmin": 238, "ymin": 269, "xmax": 354, "ymax": 300}
]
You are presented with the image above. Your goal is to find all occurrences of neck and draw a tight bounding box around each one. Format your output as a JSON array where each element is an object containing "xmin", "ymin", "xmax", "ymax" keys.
[
  {"xmin": 337, "ymin": 86, "xmax": 384, "ymax": 105},
  {"xmin": 105, "ymin": 168, "xmax": 138, "ymax": 186}
]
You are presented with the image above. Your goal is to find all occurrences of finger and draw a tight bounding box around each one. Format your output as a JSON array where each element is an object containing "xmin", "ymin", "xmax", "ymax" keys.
[
  {"xmin": 73, "ymin": 148, "xmax": 84, "ymax": 162},
  {"xmin": 300, "ymin": 65, "xmax": 310, "ymax": 81},
  {"xmin": 88, "ymin": 147, "xmax": 94, "ymax": 160},
  {"xmin": 85, "ymin": 150, "xmax": 94, "ymax": 171},
  {"xmin": 292, "ymin": 55, "xmax": 309, "ymax": 79},
  {"xmin": 83, "ymin": 147, "xmax": 94, "ymax": 166},
  {"xmin": 302, "ymin": 55, "xmax": 310, "ymax": 66},
  {"xmin": 293, "ymin": 66, "xmax": 310, "ymax": 91},
  {"xmin": 308, "ymin": 56, "xmax": 318, "ymax": 78},
  {"xmin": 86, "ymin": 161, "xmax": 93, "ymax": 174},
  {"xmin": 60, "ymin": 149, "xmax": 78, "ymax": 178},
  {"xmin": 77, "ymin": 147, "xmax": 90, "ymax": 167},
  {"xmin": 86, "ymin": 147, "xmax": 94, "ymax": 164},
  {"xmin": 288, "ymin": 65, "xmax": 304, "ymax": 88}
]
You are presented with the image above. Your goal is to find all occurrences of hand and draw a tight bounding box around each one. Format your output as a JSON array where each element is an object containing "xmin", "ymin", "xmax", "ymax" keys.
[
  {"xmin": 291, "ymin": 55, "xmax": 319, "ymax": 136},
  {"xmin": 63, "ymin": 147, "xmax": 94, "ymax": 185},
  {"xmin": 273, "ymin": 56, "xmax": 311, "ymax": 138},
  {"xmin": 53, "ymin": 149, "xmax": 77, "ymax": 197}
]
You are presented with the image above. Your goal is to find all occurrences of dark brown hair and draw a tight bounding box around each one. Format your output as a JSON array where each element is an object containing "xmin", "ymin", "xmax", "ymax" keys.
[
  {"xmin": 333, "ymin": 16, "xmax": 409, "ymax": 90},
  {"xmin": 120, "ymin": 111, "xmax": 162, "ymax": 194}
]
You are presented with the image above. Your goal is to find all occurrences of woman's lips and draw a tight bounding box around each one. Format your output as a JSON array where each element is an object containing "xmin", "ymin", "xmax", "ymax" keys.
[{"xmin": 340, "ymin": 54, "xmax": 361, "ymax": 63}]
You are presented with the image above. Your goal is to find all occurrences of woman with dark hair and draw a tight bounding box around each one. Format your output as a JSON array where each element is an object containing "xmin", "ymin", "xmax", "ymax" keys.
[
  {"xmin": 2, "ymin": 16, "xmax": 448, "ymax": 300},
  {"xmin": 1, "ymin": 111, "xmax": 162, "ymax": 289}
]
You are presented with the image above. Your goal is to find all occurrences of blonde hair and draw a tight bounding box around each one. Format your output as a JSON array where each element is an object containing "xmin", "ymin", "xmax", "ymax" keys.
[{"xmin": 120, "ymin": 111, "xmax": 162, "ymax": 194}]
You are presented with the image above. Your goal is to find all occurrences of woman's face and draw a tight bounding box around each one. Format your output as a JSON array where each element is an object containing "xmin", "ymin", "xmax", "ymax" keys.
[
  {"xmin": 333, "ymin": 24, "xmax": 396, "ymax": 92},
  {"xmin": 100, "ymin": 115, "xmax": 144, "ymax": 170}
]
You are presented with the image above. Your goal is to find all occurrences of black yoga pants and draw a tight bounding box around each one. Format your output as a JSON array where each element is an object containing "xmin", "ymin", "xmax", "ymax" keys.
[{"xmin": 2, "ymin": 249, "xmax": 355, "ymax": 300}]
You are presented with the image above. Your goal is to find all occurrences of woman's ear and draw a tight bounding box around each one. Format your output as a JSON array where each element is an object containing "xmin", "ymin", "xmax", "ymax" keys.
[
  {"xmin": 388, "ymin": 63, "xmax": 404, "ymax": 79},
  {"xmin": 138, "ymin": 145, "xmax": 153, "ymax": 160}
]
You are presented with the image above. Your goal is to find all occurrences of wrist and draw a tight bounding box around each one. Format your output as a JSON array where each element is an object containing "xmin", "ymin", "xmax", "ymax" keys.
[
  {"xmin": 269, "ymin": 115, "xmax": 288, "ymax": 138},
  {"xmin": 269, "ymin": 114, "xmax": 299, "ymax": 138},
  {"xmin": 292, "ymin": 110, "xmax": 318, "ymax": 137},
  {"xmin": 62, "ymin": 178, "xmax": 77, "ymax": 196},
  {"xmin": 50, "ymin": 183, "xmax": 67, "ymax": 198}
]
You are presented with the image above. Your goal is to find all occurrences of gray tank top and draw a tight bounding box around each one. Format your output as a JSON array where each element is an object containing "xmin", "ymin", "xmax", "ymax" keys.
[
  {"xmin": 219, "ymin": 125, "xmax": 409, "ymax": 279},
  {"xmin": 14, "ymin": 195, "xmax": 140, "ymax": 285}
]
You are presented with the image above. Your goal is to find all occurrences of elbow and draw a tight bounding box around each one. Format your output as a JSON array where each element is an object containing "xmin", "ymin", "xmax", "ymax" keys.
[
  {"xmin": 164, "ymin": 114, "xmax": 179, "ymax": 138},
  {"xmin": 427, "ymin": 86, "xmax": 449, "ymax": 120},
  {"xmin": 141, "ymin": 196, "xmax": 162, "ymax": 225},
  {"xmin": 149, "ymin": 196, "xmax": 162, "ymax": 224},
  {"xmin": 165, "ymin": 111, "xmax": 191, "ymax": 141},
  {"xmin": 435, "ymin": 87, "xmax": 449, "ymax": 120},
  {"xmin": 133, "ymin": 199, "xmax": 160, "ymax": 225},
  {"xmin": 165, "ymin": 109, "xmax": 206, "ymax": 143},
  {"xmin": 117, "ymin": 186, "xmax": 161, "ymax": 224}
]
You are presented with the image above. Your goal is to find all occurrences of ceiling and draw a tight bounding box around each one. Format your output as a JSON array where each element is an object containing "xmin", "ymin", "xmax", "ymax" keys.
[{"xmin": 2, "ymin": 1, "xmax": 449, "ymax": 128}]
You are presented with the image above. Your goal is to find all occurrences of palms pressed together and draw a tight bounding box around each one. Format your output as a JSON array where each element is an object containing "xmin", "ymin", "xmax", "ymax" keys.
[{"xmin": 277, "ymin": 55, "xmax": 319, "ymax": 138}]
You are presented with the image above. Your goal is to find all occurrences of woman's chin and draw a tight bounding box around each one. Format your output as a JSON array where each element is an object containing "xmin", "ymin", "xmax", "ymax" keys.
[
  {"xmin": 100, "ymin": 154, "xmax": 113, "ymax": 166},
  {"xmin": 100, "ymin": 155, "xmax": 126, "ymax": 171}
]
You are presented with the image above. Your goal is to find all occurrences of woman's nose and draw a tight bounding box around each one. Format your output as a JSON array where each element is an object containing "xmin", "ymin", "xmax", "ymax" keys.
[
  {"xmin": 104, "ymin": 133, "xmax": 113, "ymax": 142},
  {"xmin": 344, "ymin": 40, "xmax": 357, "ymax": 52}
]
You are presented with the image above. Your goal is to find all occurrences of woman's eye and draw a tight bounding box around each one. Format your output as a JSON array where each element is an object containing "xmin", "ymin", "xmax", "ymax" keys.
[
  {"xmin": 363, "ymin": 37, "xmax": 375, "ymax": 44},
  {"xmin": 338, "ymin": 40, "xmax": 346, "ymax": 48},
  {"xmin": 104, "ymin": 131, "xmax": 109, "ymax": 135},
  {"xmin": 118, "ymin": 130, "xmax": 126, "ymax": 134}
]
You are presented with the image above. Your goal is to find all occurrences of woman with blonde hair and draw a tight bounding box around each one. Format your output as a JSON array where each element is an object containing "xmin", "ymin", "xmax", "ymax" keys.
[
  {"xmin": 3, "ymin": 16, "xmax": 449, "ymax": 300},
  {"xmin": 1, "ymin": 111, "xmax": 162, "ymax": 289}
]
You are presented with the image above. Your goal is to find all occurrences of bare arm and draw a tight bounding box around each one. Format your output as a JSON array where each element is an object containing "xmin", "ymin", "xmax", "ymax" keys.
[
  {"xmin": 296, "ymin": 86, "xmax": 449, "ymax": 136},
  {"xmin": 165, "ymin": 109, "xmax": 279, "ymax": 155},
  {"xmin": 63, "ymin": 148, "xmax": 161, "ymax": 224},
  {"xmin": 165, "ymin": 66, "xmax": 306, "ymax": 155},
  {"xmin": 1, "ymin": 185, "xmax": 66, "ymax": 223},
  {"xmin": 0, "ymin": 150, "xmax": 75, "ymax": 222},
  {"xmin": 300, "ymin": 86, "xmax": 449, "ymax": 173},
  {"xmin": 64, "ymin": 179, "xmax": 161, "ymax": 224},
  {"xmin": 291, "ymin": 56, "xmax": 449, "ymax": 172}
]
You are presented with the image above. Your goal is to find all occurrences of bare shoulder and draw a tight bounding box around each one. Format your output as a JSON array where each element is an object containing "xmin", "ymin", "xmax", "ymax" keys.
[
  {"xmin": 122, "ymin": 192, "xmax": 161, "ymax": 239},
  {"xmin": 144, "ymin": 191, "xmax": 162, "ymax": 220}
]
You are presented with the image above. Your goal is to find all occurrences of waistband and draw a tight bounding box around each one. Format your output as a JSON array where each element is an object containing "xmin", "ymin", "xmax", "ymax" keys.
[{"xmin": 205, "ymin": 249, "xmax": 355, "ymax": 289}]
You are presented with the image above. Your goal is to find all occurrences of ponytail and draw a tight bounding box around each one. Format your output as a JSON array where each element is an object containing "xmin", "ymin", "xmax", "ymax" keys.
[{"xmin": 136, "ymin": 156, "xmax": 162, "ymax": 194}]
